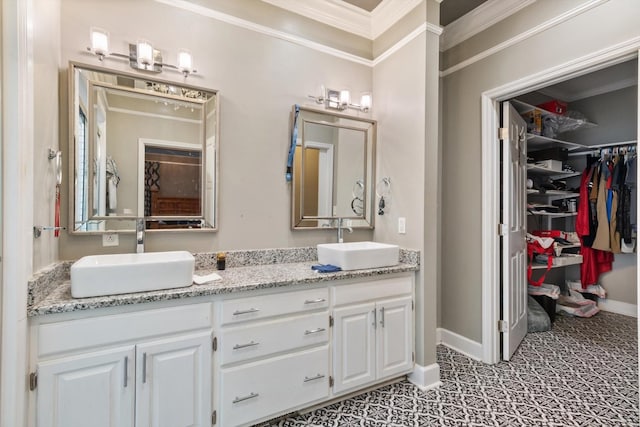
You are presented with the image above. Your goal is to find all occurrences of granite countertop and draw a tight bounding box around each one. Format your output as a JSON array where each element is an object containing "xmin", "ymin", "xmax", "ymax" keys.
[{"xmin": 28, "ymin": 247, "xmax": 420, "ymax": 317}]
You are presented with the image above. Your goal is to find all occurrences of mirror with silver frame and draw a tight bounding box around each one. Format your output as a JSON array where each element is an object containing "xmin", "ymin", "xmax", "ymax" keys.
[
  {"xmin": 292, "ymin": 106, "xmax": 376, "ymax": 229},
  {"xmin": 69, "ymin": 62, "xmax": 218, "ymax": 233}
]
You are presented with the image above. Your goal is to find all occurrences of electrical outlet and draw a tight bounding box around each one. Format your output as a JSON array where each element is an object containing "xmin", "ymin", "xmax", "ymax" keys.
[
  {"xmin": 102, "ymin": 233, "xmax": 119, "ymax": 247},
  {"xmin": 398, "ymin": 217, "xmax": 406, "ymax": 234}
]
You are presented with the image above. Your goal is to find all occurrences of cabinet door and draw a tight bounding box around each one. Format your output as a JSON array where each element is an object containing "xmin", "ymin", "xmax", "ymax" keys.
[
  {"xmin": 332, "ymin": 302, "xmax": 376, "ymax": 394},
  {"xmin": 135, "ymin": 332, "xmax": 212, "ymax": 427},
  {"xmin": 376, "ymin": 296, "xmax": 414, "ymax": 380},
  {"xmin": 36, "ymin": 346, "xmax": 135, "ymax": 427}
]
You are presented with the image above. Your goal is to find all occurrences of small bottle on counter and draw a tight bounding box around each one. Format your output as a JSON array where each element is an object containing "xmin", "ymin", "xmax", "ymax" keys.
[{"xmin": 216, "ymin": 252, "xmax": 226, "ymax": 270}]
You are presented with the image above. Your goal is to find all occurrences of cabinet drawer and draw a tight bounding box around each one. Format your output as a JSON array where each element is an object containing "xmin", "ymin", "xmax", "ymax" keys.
[
  {"xmin": 332, "ymin": 275, "xmax": 412, "ymax": 306},
  {"xmin": 219, "ymin": 288, "xmax": 328, "ymax": 325},
  {"xmin": 219, "ymin": 312, "xmax": 328, "ymax": 365},
  {"xmin": 219, "ymin": 346, "xmax": 329, "ymax": 427}
]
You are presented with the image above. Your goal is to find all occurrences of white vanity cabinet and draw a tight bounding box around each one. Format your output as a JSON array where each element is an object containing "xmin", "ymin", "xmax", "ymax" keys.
[
  {"xmin": 31, "ymin": 303, "xmax": 213, "ymax": 427},
  {"xmin": 214, "ymin": 287, "xmax": 330, "ymax": 427},
  {"xmin": 331, "ymin": 276, "xmax": 414, "ymax": 395},
  {"xmin": 37, "ymin": 345, "xmax": 135, "ymax": 427}
]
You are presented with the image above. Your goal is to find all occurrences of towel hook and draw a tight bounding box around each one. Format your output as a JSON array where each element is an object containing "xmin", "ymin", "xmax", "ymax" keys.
[{"xmin": 376, "ymin": 177, "xmax": 391, "ymax": 216}]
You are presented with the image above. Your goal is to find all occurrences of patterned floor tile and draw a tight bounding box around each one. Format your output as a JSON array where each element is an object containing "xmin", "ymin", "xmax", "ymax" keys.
[{"xmin": 268, "ymin": 312, "xmax": 638, "ymax": 427}]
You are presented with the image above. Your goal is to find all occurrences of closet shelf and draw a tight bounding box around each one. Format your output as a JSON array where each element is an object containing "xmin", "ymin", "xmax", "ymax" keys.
[
  {"xmin": 527, "ymin": 190, "xmax": 579, "ymax": 200},
  {"xmin": 512, "ymin": 99, "xmax": 597, "ymax": 129},
  {"xmin": 527, "ymin": 163, "xmax": 581, "ymax": 179},
  {"xmin": 527, "ymin": 211, "xmax": 578, "ymax": 218},
  {"xmin": 530, "ymin": 254, "xmax": 583, "ymax": 270},
  {"xmin": 512, "ymin": 99, "xmax": 597, "ymax": 151},
  {"xmin": 527, "ymin": 134, "xmax": 588, "ymax": 151}
]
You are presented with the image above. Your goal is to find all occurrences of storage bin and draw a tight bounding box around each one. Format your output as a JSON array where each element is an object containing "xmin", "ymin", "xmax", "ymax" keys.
[
  {"xmin": 531, "ymin": 294, "xmax": 556, "ymax": 323},
  {"xmin": 537, "ymin": 100, "xmax": 568, "ymax": 115}
]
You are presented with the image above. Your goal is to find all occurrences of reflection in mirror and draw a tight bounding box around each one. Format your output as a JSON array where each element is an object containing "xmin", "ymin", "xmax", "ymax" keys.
[
  {"xmin": 292, "ymin": 106, "xmax": 376, "ymax": 229},
  {"xmin": 69, "ymin": 62, "xmax": 218, "ymax": 233},
  {"xmin": 139, "ymin": 140, "xmax": 203, "ymax": 229}
]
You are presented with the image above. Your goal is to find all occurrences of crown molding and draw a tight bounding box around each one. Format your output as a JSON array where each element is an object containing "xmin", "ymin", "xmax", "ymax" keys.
[
  {"xmin": 440, "ymin": 0, "xmax": 536, "ymax": 51},
  {"xmin": 156, "ymin": 0, "xmax": 373, "ymax": 66},
  {"xmin": 158, "ymin": 0, "xmax": 435, "ymax": 67},
  {"xmin": 262, "ymin": 0, "xmax": 372, "ymax": 38},
  {"xmin": 261, "ymin": 0, "xmax": 423, "ymax": 40},
  {"xmin": 441, "ymin": 0, "xmax": 610, "ymax": 77},
  {"xmin": 373, "ymin": 23, "xmax": 426, "ymax": 66},
  {"xmin": 371, "ymin": 0, "xmax": 424, "ymax": 39}
]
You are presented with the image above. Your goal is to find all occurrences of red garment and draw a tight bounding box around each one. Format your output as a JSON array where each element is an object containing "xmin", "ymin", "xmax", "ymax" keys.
[
  {"xmin": 580, "ymin": 245, "xmax": 613, "ymax": 287},
  {"xmin": 576, "ymin": 166, "xmax": 614, "ymax": 287},
  {"xmin": 575, "ymin": 169, "xmax": 591, "ymax": 236}
]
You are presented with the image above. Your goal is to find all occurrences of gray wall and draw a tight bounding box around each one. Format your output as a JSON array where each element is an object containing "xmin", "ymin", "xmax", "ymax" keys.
[
  {"xmin": 564, "ymin": 85, "xmax": 638, "ymax": 145},
  {"xmin": 57, "ymin": 0, "xmax": 374, "ymax": 258},
  {"xmin": 441, "ymin": 0, "xmax": 640, "ymax": 342},
  {"xmin": 32, "ymin": 0, "xmax": 60, "ymax": 270}
]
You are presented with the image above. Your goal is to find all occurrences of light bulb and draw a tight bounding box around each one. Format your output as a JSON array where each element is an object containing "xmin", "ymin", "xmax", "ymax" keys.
[
  {"xmin": 137, "ymin": 40, "xmax": 154, "ymax": 67},
  {"xmin": 90, "ymin": 28, "xmax": 109, "ymax": 57},
  {"xmin": 360, "ymin": 93, "xmax": 372, "ymax": 111},
  {"xmin": 340, "ymin": 90, "xmax": 350, "ymax": 107},
  {"xmin": 178, "ymin": 50, "xmax": 192, "ymax": 75}
]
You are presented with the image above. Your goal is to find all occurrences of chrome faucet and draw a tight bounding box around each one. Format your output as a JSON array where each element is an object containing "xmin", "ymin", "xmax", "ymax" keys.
[
  {"xmin": 136, "ymin": 218, "xmax": 145, "ymax": 253},
  {"xmin": 337, "ymin": 218, "xmax": 353, "ymax": 243}
]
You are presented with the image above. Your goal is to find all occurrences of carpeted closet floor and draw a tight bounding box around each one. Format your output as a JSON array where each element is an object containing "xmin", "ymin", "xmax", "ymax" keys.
[{"xmin": 270, "ymin": 311, "xmax": 638, "ymax": 426}]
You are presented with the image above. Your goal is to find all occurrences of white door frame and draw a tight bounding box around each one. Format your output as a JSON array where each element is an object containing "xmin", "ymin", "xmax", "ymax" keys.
[{"xmin": 481, "ymin": 39, "xmax": 640, "ymax": 364}]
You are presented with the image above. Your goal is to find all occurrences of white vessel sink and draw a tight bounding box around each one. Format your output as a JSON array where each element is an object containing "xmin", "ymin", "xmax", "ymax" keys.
[
  {"xmin": 317, "ymin": 241, "xmax": 399, "ymax": 271},
  {"xmin": 71, "ymin": 251, "xmax": 195, "ymax": 298}
]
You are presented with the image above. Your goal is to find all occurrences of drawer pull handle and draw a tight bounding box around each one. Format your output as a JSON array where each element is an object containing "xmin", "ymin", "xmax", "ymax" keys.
[
  {"xmin": 304, "ymin": 328, "xmax": 326, "ymax": 335},
  {"xmin": 142, "ymin": 352, "xmax": 147, "ymax": 383},
  {"xmin": 233, "ymin": 341, "xmax": 259, "ymax": 350},
  {"xmin": 304, "ymin": 298, "xmax": 326, "ymax": 304},
  {"xmin": 232, "ymin": 308, "xmax": 260, "ymax": 316},
  {"xmin": 123, "ymin": 356, "xmax": 128, "ymax": 388},
  {"xmin": 303, "ymin": 374, "xmax": 325, "ymax": 383},
  {"xmin": 232, "ymin": 392, "xmax": 259, "ymax": 404}
]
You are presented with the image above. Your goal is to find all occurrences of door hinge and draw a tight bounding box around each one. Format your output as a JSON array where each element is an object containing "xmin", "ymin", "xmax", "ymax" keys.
[
  {"xmin": 498, "ymin": 320, "xmax": 508, "ymax": 333},
  {"xmin": 329, "ymin": 376, "xmax": 334, "ymax": 387},
  {"xmin": 498, "ymin": 223, "xmax": 507, "ymax": 236},
  {"xmin": 412, "ymin": 352, "xmax": 415, "ymax": 363},
  {"xmin": 212, "ymin": 410, "xmax": 217, "ymax": 425},
  {"xmin": 499, "ymin": 127, "xmax": 509, "ymax": 140},
  {"xmin": 29, "ymin": 371, "xmax": 38, "ymax": 391},
  {"xmin": 411, "ymin": 300, "xmax": 414, "ymax": 311},
  {"xmin": 329, "ymin": 315, "xmax": 334, "ymax": 327},
  {"xmin": 212, "ymin": 336, "xmax": 218, "ymax": 352}
]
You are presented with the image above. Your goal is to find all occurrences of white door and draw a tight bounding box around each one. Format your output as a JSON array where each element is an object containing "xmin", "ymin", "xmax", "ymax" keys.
[
  {"xmin": 376, "ymin": 296, "xmax": 413, "ymax": 380},
  {"xmin": 135, "ymin": 332, "xmax": 212, "ymax": 427},
  {"xmin": 501, "ymin": 101, "xmax": 528, "ymax": 361},
  {"xmin": 332, "ymin": 302, "xmax": 376, "ymax": 394},
  {"xmin": 36, "ymin": 346, "xmax": 135, "ymax": 427}
]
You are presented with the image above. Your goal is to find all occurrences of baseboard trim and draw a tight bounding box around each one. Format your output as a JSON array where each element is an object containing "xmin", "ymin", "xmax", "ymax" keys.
[
  {"xmin": 408, "ymin": 363, "xmax": 441, "ymax": 391},
  {"xmin": 438, "ymin": 328, "xmax": 483, "ymax": 361},
  {"xmin": 597, "ymin": 298, "xmax": 638, "ymax": 318}
]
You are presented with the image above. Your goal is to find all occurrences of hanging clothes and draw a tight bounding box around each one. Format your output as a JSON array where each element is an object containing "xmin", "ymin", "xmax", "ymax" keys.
[
  {"xmin": 591, "ymin": 162, "xmax": 612, "ymax": 251},
  {"xmin": 576, "ymin": 162, "xmax": 614, "ymax": 288}
]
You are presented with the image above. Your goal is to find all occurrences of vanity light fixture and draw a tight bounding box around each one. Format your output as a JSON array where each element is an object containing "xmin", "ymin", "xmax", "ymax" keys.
[
  {"xmin": 308, "ymin": 86, "xmax": 372, "ymax": 112},
  {"xmin": 87, "ymin": 28, "xmax": 198, "ymax": 77}
]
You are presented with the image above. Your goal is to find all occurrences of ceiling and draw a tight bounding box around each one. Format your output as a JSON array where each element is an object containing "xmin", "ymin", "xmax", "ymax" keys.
[
  {"xmin": 342, "ymin": 0, "xmax": 383, "ymax": 13},
  {"xmin": 342, "ymin": 0, "xmax": 490, "ymax": 26},
  {"xmin": 538, "ymin": 59, "xmax": 638, "ymax": 103},
  {"xmin": 440, "ymin": 0, "xmax": 488, "ymax": 26}
]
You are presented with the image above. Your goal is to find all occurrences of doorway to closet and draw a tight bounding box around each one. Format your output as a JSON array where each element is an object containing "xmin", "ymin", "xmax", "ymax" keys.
[{"xmin": 481, "ymin": 48, "xmax": 639, "ymax": 364}]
